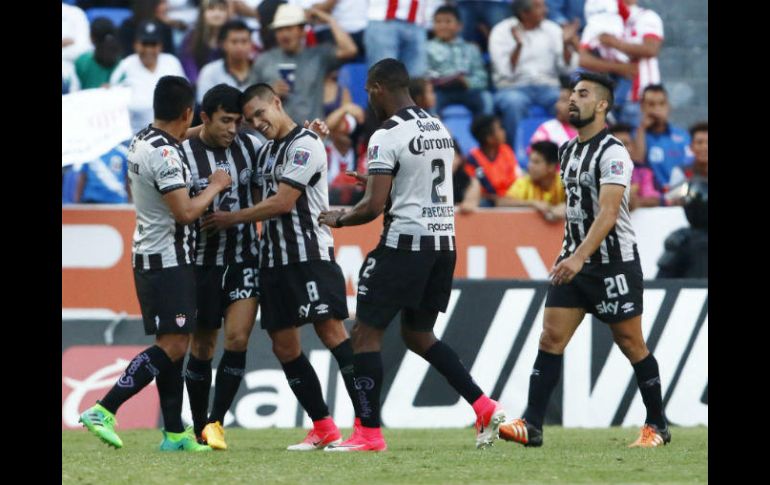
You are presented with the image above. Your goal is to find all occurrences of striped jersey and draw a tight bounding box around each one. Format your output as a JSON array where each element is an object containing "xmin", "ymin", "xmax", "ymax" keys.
[
  {"xmin": 253, "ymin": 126, "xmax": 335, "ymax": 268},
  {"xmin": 367, "ymin": 106, "xmax": 456, "ymax": 251},
  {"xmin": 127, "ymin": 125, "xmax": 195, "ymax": 269},
  {"xmin": 181, "ymin": 132, "xmax": 263, "ymax": 266},
  {"xmin": 558, "ymin": 129, "xmax": 638, "ymax": 265}
]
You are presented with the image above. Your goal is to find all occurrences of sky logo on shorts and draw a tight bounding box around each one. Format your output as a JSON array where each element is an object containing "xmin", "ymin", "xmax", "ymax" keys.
[
  {"xmin": 610, "ymin": 160, "xmax": 624, "ymax": 176},
  {"xmin": 292, "ymin": 148, "xmax": 311, "ymax": 167},
  {"xmin": 368, "ymin": 145, "xmax": 380, "ymax": 161}
]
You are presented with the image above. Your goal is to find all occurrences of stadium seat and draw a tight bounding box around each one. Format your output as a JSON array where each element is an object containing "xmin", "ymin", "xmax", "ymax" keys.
[
  {"xmin": 62, "ymin": 167, "xmax": 80, "ymax": 204},
  {"xmin": 440, "ymin": 104, "xmax": 475, "ymax": 156},
  {"xmin": 85, "ymin": 7, "xmax": 132, "ymax": 27},
  {"xmin": 338, "ymin": 62, "xmax": 368, "ymax": 109},
  {"xmin": 514, "ymin": 115, "xmax": 550, "ymax": 171}
]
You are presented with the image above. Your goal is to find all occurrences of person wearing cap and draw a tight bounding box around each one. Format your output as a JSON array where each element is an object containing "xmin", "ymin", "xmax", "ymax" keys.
[
  {"xmin": 250, "ymin": 4, "xmax": 358, "ymax": 126},
  {"xmin": 110, "ymin": 21, "xmax": 186, "ymax": 132}
]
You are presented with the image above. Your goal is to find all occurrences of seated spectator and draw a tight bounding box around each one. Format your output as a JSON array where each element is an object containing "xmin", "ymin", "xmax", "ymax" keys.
[
  {"xmin": 529, "ymin": 75, "xmax": 577, "ymax": 149},
  {"xmin": 656, "ymin": 178, "xmax": 707, "ymax": 278},
  {"xmin": 62, "ymin": 60, "xmax": 81, "ymax": 95},
  {"xmin": 289, "ymin": 0, "xmax": 368, "ymax": 60},
  {"xmin": 580, "ymin": 0, "xmax": 628, "ymax": 63},
  {"xmin": 427, "ymin": 5, "xmax": 492, "ymax": 118},
  {"xmin": 489, "ymin": 0, "xmax": 576, "ymax": 147},
  {"xmin": 497, "ymin": 141, "xmax": 566, "ymax": 221},
  {"xmin": 409, "ymin": 77, "xmax": 437, "ymax": 113},
  {"xmin": 75, "ymin": 18, "xmax": 123, "ymax": 90},
  {"xmin": 451, "ymin": 139, "xmax": 482, "ymax": 213},
  {"xmin": 179, "ymin": 0, "xmax": 230, "ymax": 86},
  {"xmin": 466, "ymin": 115, "xmax": 522, "ymax": 206},
  {"xmin": 74, "ymin": 142, "xmax": 131, "ymax": 204},
  {"xmin": 119, "ymin": 0, "xmax": 178, "ymax": 56},
  {"xmin": 609, "ymin": 122, "xmax": 660, "ymax": 210},
  {"xmin": 669, "ymin": 121, "xmax": 708, "ymax": 191},
  {"xmin": 251, "ymin": 4, "xmax": 358, "ymax": 124},
  {"xmin": 62, "ymin": 2, "xmax": 92, "ymax": 62},
  {"xmin": 456, "ymin": 0, "xmax": 514, "ymax": 52},
  {"xmin": 110, "ymin": 21, "xmax": 186, "ymax": 132},
  {"xmin": 196, "ymin": 20, "xmax": 256, "ymax": 103},
  {"xmin": 631, "ymin": 84, "xmax": 692, "ymax": 191}
]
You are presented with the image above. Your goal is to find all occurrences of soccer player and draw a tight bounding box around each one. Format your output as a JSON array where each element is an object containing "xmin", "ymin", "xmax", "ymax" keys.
[
  {"xmin": 202, "ymin": 83, "xmax": 360, "ymax": 451},
  {"xmin": 498, "ymin": 72, "xmax": 671, "ymax": 448},
  {"xmin": 318, "ymin": 58, "xmax": 506, "ymax": 452},
  {"xmin": 179, "ymin": 84, "xmax": 263, "ymax": 450},
  {"xmin": 79, "ymin": 76, "xmax": 232, "ymax": 451}
]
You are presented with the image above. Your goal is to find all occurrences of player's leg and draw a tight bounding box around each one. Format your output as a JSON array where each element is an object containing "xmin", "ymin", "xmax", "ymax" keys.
[
  {"xmin": 313, "ymin": 318, "xmax": 359, "ymax": 420},
  {"xmin": 500, "ymin": 306, "xmax": 586, "ymax": 447},
  {"xmin": 610, "ymin": 315, "xmax": 671, "ymax": 447}
]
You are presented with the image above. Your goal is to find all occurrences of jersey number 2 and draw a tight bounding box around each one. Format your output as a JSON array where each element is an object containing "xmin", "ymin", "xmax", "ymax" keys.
[{"xmin": 431, "ymin": 159, "xmax": 447, "ymax": 203}]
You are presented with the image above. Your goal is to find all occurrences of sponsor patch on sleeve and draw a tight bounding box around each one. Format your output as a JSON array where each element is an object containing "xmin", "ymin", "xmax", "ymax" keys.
[
  {"xmin": 610, "ymin": 160, "xmax": 624, "ymax": 176},
  {"xmin": 291, "ymin": 148, "xmax": 311, "ymax": 167},
  {"xmin": 367, "ymin": 145, "xmax": 380, "ymax": 161}
]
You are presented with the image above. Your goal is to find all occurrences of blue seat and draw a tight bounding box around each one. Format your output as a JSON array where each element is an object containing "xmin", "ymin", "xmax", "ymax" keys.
[
  {"xmin": 440, "ymin": 104, "xmax": 475, "ymax": 156},
  {"xmin": 338, "ymin": 62, "xmax": 369, "ymax": 109},
  {"xmin": 62, "ymin": 166, "xmax": 81, "ymax": 204},
  {"xmin": 514, "ymin": 115, "xmax": 550, "ymax": 171},
  {"xmin": 85, "ymin": 7, "xmax": 132, "ymax": 27}
]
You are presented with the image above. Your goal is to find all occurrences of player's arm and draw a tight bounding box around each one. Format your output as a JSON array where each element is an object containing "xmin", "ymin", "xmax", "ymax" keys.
[
  {"xmin": 163, "ymin": 169, "xmax": 232, "ymax": 224},
  {"xmin": 319, "ymin": 173, "xmax": 393, "ymax": 228},
  {"xmin": 202, "ymin": 182, "xmax": 301, "ymax": 230}
]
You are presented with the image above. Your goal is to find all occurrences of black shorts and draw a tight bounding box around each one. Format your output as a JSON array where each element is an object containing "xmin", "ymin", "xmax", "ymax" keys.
[
  {"xmin": 133, "ymin": 265, "xmax": 197, "ymax": 335},
  {"xmin": 195, "ymin": 261, "xmax": 260, "ymax": 330},
  {"xmin": 355, "ymin": 246, "xmax": 456, "ymax": 330},
  {"xmin": 545, "ymin": 259, "xmax": 644, "ymax": 324},
  {"xmin": 259, "ymin": 260, "xmax": 349, "ymax": 331}
]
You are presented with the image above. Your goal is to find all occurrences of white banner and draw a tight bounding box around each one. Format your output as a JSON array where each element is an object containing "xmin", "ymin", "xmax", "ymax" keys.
[{"xmin": 61, "ymin": 87, "xmax": 133, "ymax": 167}]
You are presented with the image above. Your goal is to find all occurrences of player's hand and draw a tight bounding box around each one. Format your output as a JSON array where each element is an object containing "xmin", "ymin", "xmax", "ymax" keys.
[
  {"xmin": 201, "ymin": 210, "xmax": 236, "ymax": 231},
  {"xmin": 318, "ymin": 209, "xmax": 347, "ymax": 228},
  {"xmin": 304, "ymin": 118, "xmax": 330, "ymax": 139},
  {"xmin": 272, "ymin": 79, "xmax": 290, "ymax": 97},
  {"xmin": 208, "ymin": 168, "xmax": 232, "ymax": 190},
  {"xmin": 550, "ymin": 254, "xmax": 584, "ymax": 286},
  {"xmin": 598, "ymin": 33, "xmax": 619, "ymax": 48},
  {"xmin": 345, "ymin": 170, "xmax": 367, "ymax": 187}
]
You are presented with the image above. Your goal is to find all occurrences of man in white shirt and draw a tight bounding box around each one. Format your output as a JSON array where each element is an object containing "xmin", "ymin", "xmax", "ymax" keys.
[
  {"xmin": 62, "ymin": 2, "xmax": 92, "ymax": 62},
  {"xmin": 110, "ymin": 21, "xmax": 186, "ymax": 132}
]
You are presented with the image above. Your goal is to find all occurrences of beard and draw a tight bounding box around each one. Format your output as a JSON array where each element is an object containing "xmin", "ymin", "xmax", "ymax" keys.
[{"xmin": 569, "ymin": 109, "xmax": 596, "ymax": 128}]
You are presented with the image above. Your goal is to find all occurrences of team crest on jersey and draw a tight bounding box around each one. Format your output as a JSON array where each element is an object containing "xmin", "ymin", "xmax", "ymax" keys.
[
  {"xmin": 368, "ymin": 145, "xmax": 380, "ymax": 161},
  {"xmin": 292, "ymin": 148, "xmax": 311, "ymax": 167},
  {"xmin": 579, "ymin": 172, "xmax": 594, "ymax": 187},
  {"xmin": 610, "ymin": 160, "xmax": 624, "ymax": 176},
  {"xmin": 239, "ymin": 168, "xmax": 252, "ymax": 185}
]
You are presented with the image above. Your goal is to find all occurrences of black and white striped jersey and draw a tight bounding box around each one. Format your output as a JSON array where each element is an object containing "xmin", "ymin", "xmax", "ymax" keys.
[
  {"xmin": 127, "ymin": 125, "xmax": 195, "ymax": 269},
  {"xmin": 181, "ymin": 132, "xmax": 263, "ymax": 266},
  {"xmin": 558, "ymin": 128, "xmax": 639, "ymax": 265},
  {"xmin": 366, "ymin": 106, "xmax": 457, "ymax": 251},
  {"xmin": 253, "ymin": 126, "xmax": 335, "ymax": 268}
]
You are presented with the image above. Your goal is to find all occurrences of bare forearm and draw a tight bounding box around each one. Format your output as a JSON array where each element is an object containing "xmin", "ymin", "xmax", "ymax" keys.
[
  {"xmin": 573, "ymin": 207, "xmax": 619, "ymax": 260},
  {"xmin": 613, "ymin": 39, "xmax": 659, "ymax": 58},
  {"xmin": 233, "ymin": 197, "xmax": 289, "ymax": 224},
  {"xmin": 313, "ymin": 0, "xmax": 337, "ymax": 12},
  {"xmin": 338, "ymin": 196, "xmax": 380, "ymax": 227},
  {"xmin": 633, "ymin": 128, "xmax": 647, "ymax": 163},
  {"xmin": 579, "ymin": 50, "xmax": 628, "ymax": 76},
  {"xmin": 330, "ymin": 19, "xmax": 357, "ymax": 58},
  {"xmin": 509, "ymin": 45, "xmax": 522, "ymax": 70}
]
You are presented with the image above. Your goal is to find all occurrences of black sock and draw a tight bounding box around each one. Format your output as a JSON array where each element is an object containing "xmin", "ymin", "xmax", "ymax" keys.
[
  {"xmin": 281, "ymin": 353, "xmax": 329, "ymax": 421},
  {"xmin": 353, "ymin": 352, "xmax": 383, "ymax": 428},
  {"xmin": 633, "ymin": 353, "xmax": 667, "ymax": 429},
  {"xmin": 522, "ymin": 350, "xmax": 563, "ymax": 430},
  {"xmin": 156, "ymin": 356, "xmax": 185, "ymax": 433},
  {"xmin": 184, "ymin": 354, "xmax": 212, "ymax": 437},
  {"xmin": 423, "ymin": 341, "xmax": 483, "ymax": 404},
  {"xmin": 209, "ymin": 350, "xmax": 247, "ymax": 425},
  {"xmin": 100, "ymin": 345, "xmax": 170, "ymax": 414},
  {"xmin": 330, "ymin": 339, "xmax": 360, "ymax": 416}
]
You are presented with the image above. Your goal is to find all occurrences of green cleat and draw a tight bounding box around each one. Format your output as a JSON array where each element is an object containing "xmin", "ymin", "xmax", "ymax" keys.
[
  {"xmin": 159, "ymin": 427, "xmax": 212, "ymax": 452},
  {"xmin": 79, "ymin": 403, "xmax": 124, "ymax": 449}
]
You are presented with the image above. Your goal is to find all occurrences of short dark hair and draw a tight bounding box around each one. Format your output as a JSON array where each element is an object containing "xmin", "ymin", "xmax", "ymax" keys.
[
  {"xmin": 218, "ymin": 19, "xmax": 251, "ymax": 43},
  {"xmin": 239, "ymin": 83, "xmax": 276, "ymax": 110},
  {"xmin": 153, "ymin": 76, "xmax": 195, "ymax": 121},
  {"xmin": 513, "ymin": 0, "xmax": 534, "ymax": 17},
  {"xmin": 470, "ymin": 115, "xmax": 499, "ymax": 145},
  {"xmin": 409, "ymin": 77, "xmax": 428, "ymax": 100},
  {"xmin": 434, "ymin": 5, "xmax": 461, "ymax": 21},
  {"xmin": 530, "ymin": 141, "xmax": 559, "ymax": 165},
  {"xmin": 609, "ymin": 122, "xmax": 634, "ymax": 136},
  {"xmin": 689, "ymin": 121, "xmax": 708, "ymax": 139},
  {"xmin": 641, "ymin": 84, "xmax": 667, "ymax": 101},
  {"xmin": 201, "ymin": 84, "xmax": 242, "ymax": 118},
  {"xmin": 572, "ymin": 71, "xmax": 615, "ymax": 111},
  {"xmin": 368, "ymin": 58, "xmax": 410, "ymax": 91}
]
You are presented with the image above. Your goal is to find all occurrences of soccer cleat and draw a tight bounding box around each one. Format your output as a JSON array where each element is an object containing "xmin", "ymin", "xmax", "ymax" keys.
[
  {"xmin": 202, "ymin": 421, "xmax": 227, "ymax": 450},
  {"xmin": 628, "ymin": 424, "xmax": 671, "ymax": 448},
  {"xmin": 499, "ymin": 418, "xmax": 543, "ymax": 447},
  {"xmin": 286, "ymin": 427, "xmax": 342, "ymax": 451},
  {"xmin": 79, "ymin": 403, "xmax": 123, "ymax": 449},
  {"xmin": 475, "ymin": 400, "xmax": 507, "ymax": 449},
  {"xmin": 159, "ymin": 428, "xmax": 212, "ymax": 451},
  {"xmin": 324, "ymin": 432, "xmax": 387, "ymax": 452}
]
